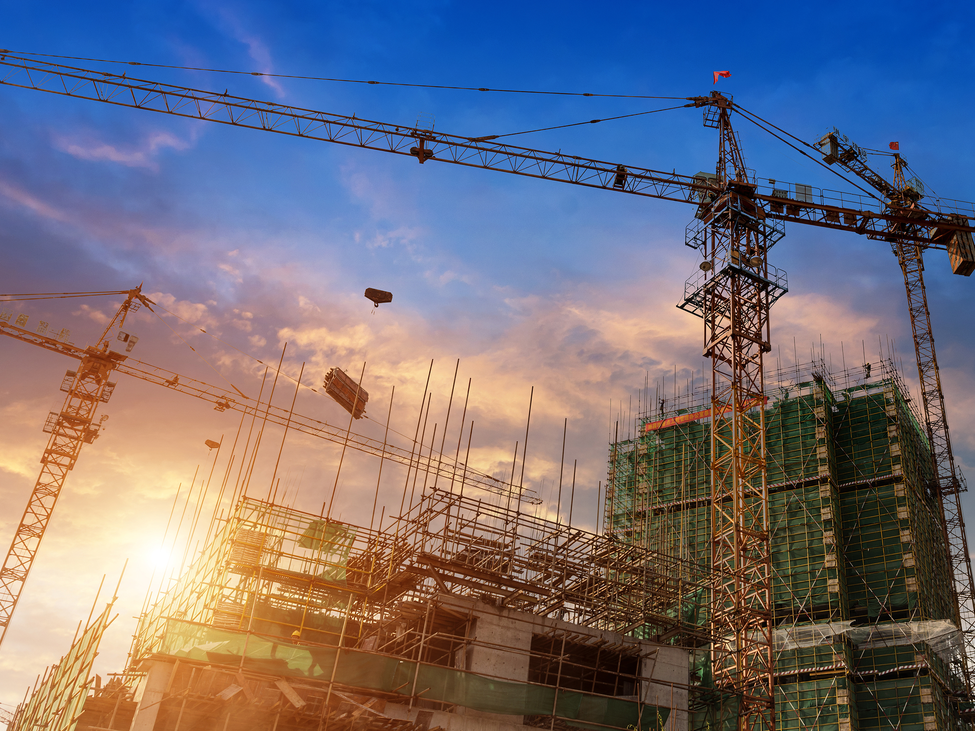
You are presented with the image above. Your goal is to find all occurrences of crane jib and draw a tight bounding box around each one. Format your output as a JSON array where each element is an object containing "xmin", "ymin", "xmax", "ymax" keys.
[{"xmin": 0, "ymin": 54, "xmax": 972, "ymax": 250}]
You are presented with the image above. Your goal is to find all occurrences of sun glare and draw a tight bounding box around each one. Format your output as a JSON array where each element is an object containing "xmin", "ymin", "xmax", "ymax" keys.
[{"xmin": 146, "ymin": 545, "xmax": 174, "ymax": 573}]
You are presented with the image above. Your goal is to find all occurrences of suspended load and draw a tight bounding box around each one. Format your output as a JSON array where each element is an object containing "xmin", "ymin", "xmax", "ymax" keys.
[
  {"xmin": 323, "ymin": 367, "xmax": 368, "ymax": 419},
  {"xmin": 364, "ymin": 288, "xmax": 393, "ymax": 307}
]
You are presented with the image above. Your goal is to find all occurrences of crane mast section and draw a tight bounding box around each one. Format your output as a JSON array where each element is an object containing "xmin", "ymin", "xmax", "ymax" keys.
[
  {"xmin": 896, "ymin": 238, "xmax": 975, "ymax": 688},
  {"xmin": 1, "ymin": 55, "xmax": 973, "ymax": 247},
  {"xmin": 686, "ymin": 105, "xmax": 777, "ymax": 731}
]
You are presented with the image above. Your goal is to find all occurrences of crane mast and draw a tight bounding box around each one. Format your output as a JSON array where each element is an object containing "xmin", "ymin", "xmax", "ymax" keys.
[
  {"xmin": 678, "ymin": 94, "xmax": 780, "ymax": 731},
  {"xmin": 890, "ymin": 153, "xmax": 975, "ymax": 680},
  {"xmin": 889, "ymin": 192, "xmax": 975, "ymax": 696},
  {"xmin": 892, "ymin": 231, "xmax": 975, "ymax": 689},
  {"xmin": 0, "ymin": 286, "xmax": 147, "ymax": 649}
]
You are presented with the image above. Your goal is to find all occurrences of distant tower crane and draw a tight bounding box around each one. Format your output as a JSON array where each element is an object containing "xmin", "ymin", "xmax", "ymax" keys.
[
  {"xmin": 2, "ymin": 55, "xmax": 975, "ymax": 731},
  {"xmin": 816, "ymin": 129, "xmax": 975, "ymax": 683},
  {"xmin": 0, "ymin": 286, "xmax": 148, "ymax": 649}
]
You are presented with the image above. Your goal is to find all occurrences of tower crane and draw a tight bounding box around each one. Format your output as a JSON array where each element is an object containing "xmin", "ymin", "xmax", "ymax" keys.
[
  {"xmin": 2, "ymin": 53, "xmax": 975, "ymax": 731},
  {"xmin": 815, "ymin": 129, "xmax": 975, "ymax": 679},
  {"xmin": 0, "ymin": 288, "xmax": 539, "ymax": 651},
  {"xmin": 0, "ymin": 286, "xmax": 146, "ymax": 652}
]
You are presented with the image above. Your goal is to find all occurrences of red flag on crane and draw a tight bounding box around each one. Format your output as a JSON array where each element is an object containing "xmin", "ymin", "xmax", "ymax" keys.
[
  {"xmin": 889, "ymin": 141, "xmax": 900, "ymax": 151},
  {"xmin": 713, "ymin": 70, "xmax": 732, "ymax": 84}
]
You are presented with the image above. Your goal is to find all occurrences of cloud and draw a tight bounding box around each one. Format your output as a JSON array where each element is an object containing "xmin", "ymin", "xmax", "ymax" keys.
[
  {"xmin": 355, "ymin": 225, "xmax": 424, "ymax": 253},
  {"xmin": 148, "ymin": 292, "xmax": 214, "ymax": 329},
  {"xmin": 3, "ymin": 222, "xmax": 969, "ymax": 712},
  {"xmin": 218, "ymin": 262, "xmax": 243, "ymax": 283},
  {"xmin": 426, "ymin": 268, "xmax": 468, "ymax": 287},
  {"xmin": 73, "ymin": 303, "xmax": 112, "ymax": 326},
  {"xmin": 0, "ymin": 178, "xmax": 71, "ymax": 224},
  {"xmin": 0, "ymin": 401, "xmax": 51, "ymax": 481},
  {"xmin": 267, "ymin": 276, "xmax": 699, "ymax": 466},
  {"xmin": 341, "ymin": 161, "xmax": 426, "ymax": 226},
  {"xmin": 0, "ymin": 174, "xmax": 188, "ymax": 255},
  {"xmin": 771, "ymin": 292, "xmax": 883, "ymax": 355},
  {"xmin": 52, "ymin": 130, "xmax": 193, "ymax": 171},
  {"xmin": 214, "ymin": 7, "xmax": 285, "ymax": 98}
]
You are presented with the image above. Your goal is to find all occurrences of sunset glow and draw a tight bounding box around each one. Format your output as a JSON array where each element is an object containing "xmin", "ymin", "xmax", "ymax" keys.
[{"xmin": 1, "ymin": 0, "xmax": 974, "ymax": 712}]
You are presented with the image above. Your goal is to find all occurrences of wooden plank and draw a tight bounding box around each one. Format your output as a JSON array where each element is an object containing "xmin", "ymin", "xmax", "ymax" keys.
[{"xmin": 274, "ymin": 679, "xmax": 306, "ymax": 709}]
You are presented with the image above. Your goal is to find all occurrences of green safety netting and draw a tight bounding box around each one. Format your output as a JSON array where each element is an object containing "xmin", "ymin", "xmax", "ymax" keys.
[
  {"xmin": 775, "ymin": 677, "xmax": 855, "ymax": 731},
  {"xmin": 160, "ymin": 620, "xmax": 670, "ymax": 731},
  {"xmin": 297, "ymin": 520, "xmax": 356, "ymax": 582},
  {"xmin": 610, "ymin": 377, "xmax": 956, "ymax": 632}
]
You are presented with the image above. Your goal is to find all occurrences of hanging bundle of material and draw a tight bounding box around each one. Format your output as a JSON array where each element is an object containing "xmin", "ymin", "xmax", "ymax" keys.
[{"xmin": 323, "ymin": 367, "xmax": 368, "ymax": 418}]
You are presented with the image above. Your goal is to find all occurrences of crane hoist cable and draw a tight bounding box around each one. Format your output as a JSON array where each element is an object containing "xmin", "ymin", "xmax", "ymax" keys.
[
  {"xmin": 472, "ymin": 103, "xmax": 692, "ymax": 142},
  {"xmin": 732, "ymin": 104, "xmax": 885, "ymax": 202},
  {"xmin": 2, "ymin": 52, "xmax": 975, "ymax": 709},
  {"xmin": 0, "ymin": 49, "xmax": 687, "ymax": 100}
]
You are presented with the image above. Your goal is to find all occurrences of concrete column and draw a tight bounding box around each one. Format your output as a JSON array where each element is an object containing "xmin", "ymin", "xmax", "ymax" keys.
[
  {"xmin": 465, "ymin": 606, "xmax": 532, "ymax": 681},
  {"xmin": 129, "ymin": 659, "xmax": 173, "ymax": 731},
  {"xmin": 640, "ymin": 647, "xmax": 688, "ymax": 731},
  {"xmin": 460, "ymin": 601, "xmax": 533, "ymax": 725}
]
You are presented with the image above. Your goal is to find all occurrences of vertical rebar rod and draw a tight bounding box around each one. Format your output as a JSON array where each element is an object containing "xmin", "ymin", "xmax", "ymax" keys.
[
  {"xmin": 370, "ymin": 386, "xmax": 395, "ymax": 533},
  {"xmin": 325, "ymin": 361, "xmax": 366, "ymax": 520},
  {"xmin": 268, "ymin": 361, "xmax": 305, "ymax": 502},
  {"xmin": 432, "ymin": 360, "xmax": 460, "ymax": 489},
  {"xmin": 244, "ymin": 343, "xmax": 287, "ymax": 500},
  {"xmin": 557, "ymin": 418, "xmax": 567, "ymax": 524}
]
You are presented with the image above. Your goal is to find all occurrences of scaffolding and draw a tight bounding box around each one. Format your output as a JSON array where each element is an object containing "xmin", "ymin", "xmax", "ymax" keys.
[
  {"xmin": 132, "ymin": 490, "xmax": 713, "ymax": 650},
  {"xmin": 9, "ymin": 599, "xmax": 115, "ymax": 731},
  {"xmin": 606, "ymin": 357, "xmax": 973, "ymax": 731},
  {"xmin": 17, "ymin": 352, "xmax": 967, "ymax": 731},
  {"xmin": 49, "ymin": 483, "xmax": 721, "ymax": 731}
]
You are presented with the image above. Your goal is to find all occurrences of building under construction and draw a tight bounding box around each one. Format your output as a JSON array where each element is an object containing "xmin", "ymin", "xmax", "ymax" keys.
[
  {"xmin": 606, "ymin": 357, "xmax": 972, "ymax": 731},
  {"xmin": 9, "ymin": 358, "xmax": 975, "ymax": 731},
  {"xmin": 12, "ymin": 481, "xmax": 716, "ymax": 731}
]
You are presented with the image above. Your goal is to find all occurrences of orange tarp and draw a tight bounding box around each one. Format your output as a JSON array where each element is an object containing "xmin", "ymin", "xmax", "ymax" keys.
[{"xmin": 643, "ymin": 396, "xmax": 767, "ymax": 433}]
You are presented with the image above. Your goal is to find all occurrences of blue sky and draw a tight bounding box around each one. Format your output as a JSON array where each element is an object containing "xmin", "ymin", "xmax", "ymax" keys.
[{"xmin": 1, "ymin": 0, "xmax": 974, "ymax": 710}]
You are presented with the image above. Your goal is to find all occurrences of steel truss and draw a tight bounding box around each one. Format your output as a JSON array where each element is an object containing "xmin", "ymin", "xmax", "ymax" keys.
[
  {"xmin": 0, "ymin": 55, "xmax": 973, "ymax": 247},
  {"xmin": 0, "ymin": 289, "xmax": 143, "ymax": 648},
  {"xmin": 893, "ymin": 239, "xmax": 975, "ymax": 694},
  {"xmin": 3, "ymin": 51, "xmax": 975, "ymax": 729}
]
